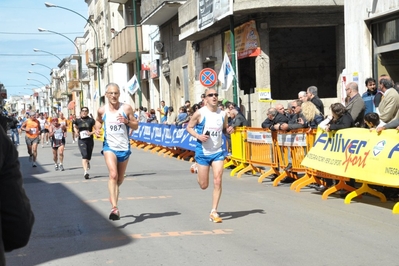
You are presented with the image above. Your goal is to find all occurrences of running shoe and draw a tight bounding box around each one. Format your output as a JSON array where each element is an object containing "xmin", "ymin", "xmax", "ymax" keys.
[
  {"xmin": 46, "ymin": 141, "xmax": 49, "ymax": 145},
  {"xmin": 190, "ymin": 163, "xmax": 198, "ymax": 174},
  {"xmin": 55, "ymin": 164, "xmax": 59, "ymax": 171},
  {"xmin": 32, "ymin": 162, "xmax": 37, "ymax": 168},
  {"xmin": 84, "ymin": 172, "xmax": 90, "ymax": 180},
  {"xmin": 59, "ymin": 164, "xmax": 64, "ymax": 171},
  {"xmin": 87, "ymin": 161, "xmax": 90, "ymax": 170},
  {"xmin": 109, "ymin": 207, "xmax": 120, "ymax": 221},
  {"xmin": 209, "ymin": 210, "xmax": 222, "ymax": 223}
]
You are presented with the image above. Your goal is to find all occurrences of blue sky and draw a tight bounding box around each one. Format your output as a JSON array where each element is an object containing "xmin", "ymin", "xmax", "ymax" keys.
[{"xmin": 0, "ymin": 0, "xmax": 88, "ymax": 96}]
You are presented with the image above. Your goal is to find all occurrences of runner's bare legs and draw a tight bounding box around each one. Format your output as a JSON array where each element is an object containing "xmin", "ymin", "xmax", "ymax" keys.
[
  {"xmin": 104, "ymin": 152, "xmax": 129, "ymax": 208},
  {"xmin": 197, "ymin": 160, "xmax": 223, "ymax": 211}
]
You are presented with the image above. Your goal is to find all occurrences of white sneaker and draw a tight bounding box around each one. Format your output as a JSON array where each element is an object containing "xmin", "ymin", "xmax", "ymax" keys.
[{"xmin": 72, "ymin": 140, "xmax": 75, "ymax": 144}]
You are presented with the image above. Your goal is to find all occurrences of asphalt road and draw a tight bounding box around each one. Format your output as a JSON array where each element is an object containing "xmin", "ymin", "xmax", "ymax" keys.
[{"xmin": 5, "ymin": 134, "xmax": 399, "ymax": 266}]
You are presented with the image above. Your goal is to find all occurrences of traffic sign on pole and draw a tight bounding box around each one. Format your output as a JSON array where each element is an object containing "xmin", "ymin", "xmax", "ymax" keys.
[{"xmin": 199, "ymin": 68, "xmax": 217, "ymax": 87}]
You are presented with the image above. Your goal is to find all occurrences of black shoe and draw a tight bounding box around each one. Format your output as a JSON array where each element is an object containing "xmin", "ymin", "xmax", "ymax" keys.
[
  {"xmin": 280, "ymin": 176, "xmax": 295, "ymax": 183},
  {"xmin": 268, "ymin": 174, "xmax": 278, "ymax": 181},
  {"xmin": 339, "ymin": 190, "xmax": 350, "ymax": 198},
  {"xmin": 284, "ymin": 163, "xmax": 292, "ymax": 171}
]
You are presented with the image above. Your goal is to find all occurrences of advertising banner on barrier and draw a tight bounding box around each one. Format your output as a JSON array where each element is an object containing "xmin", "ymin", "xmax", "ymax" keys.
[
  {"xmin": 301, "ymin": 128, "xmax": 399, "ymax": 187},
  {"xmin": 247, "ymin": 130, "xmax": 272, "ymax": 144},
  {"xmin": 130, "ymin": 123, "xmax": 197, "ymax": 151},
  {"xmin": 131, "ymin": 123, "xmax": 227, "ymax": 153},
  {"xmin": 277, "ymin": 132, "xmax": 307, "ymax": 147}
]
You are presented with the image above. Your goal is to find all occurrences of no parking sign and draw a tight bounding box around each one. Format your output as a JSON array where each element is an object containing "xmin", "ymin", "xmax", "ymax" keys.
[{"xmin": 199, "ymin": 68, "xmax": 217, "ymax": 87}]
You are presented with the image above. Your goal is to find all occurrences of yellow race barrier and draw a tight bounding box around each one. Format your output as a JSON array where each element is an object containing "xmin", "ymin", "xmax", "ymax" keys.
[{"xmin": 224, "ymin": 127, "xmax": 248, "ymax": 177}]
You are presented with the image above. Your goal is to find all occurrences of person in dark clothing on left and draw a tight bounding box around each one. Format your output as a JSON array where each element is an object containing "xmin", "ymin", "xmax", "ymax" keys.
[{"xmin": 0, "ymin": 125, "xmax": 35, "ymax": 266}]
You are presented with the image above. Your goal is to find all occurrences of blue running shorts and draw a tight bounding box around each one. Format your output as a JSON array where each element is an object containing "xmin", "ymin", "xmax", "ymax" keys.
[
  {"xmin": 102, "ymin": 142, "xmax": 131, "ymax": 162},
  {"xmin": 195, "ymin": 151, "xmax": 225, "ymax": 166}
]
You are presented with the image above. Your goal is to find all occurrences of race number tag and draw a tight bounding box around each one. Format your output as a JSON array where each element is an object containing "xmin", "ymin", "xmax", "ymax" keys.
[
  {"xmin": 80, "ymin": 130, "xmax": 90, "ymax": 139},
  {"xmin": 54, "ymin": 132, "xmax": 63, "ymax": 140},
  {"xmin": 30, "ymin": 128, "xmax": 37, "ymax": 134}
]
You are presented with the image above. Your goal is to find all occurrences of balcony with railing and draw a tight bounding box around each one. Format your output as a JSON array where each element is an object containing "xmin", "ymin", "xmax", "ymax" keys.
[
  {"xmin": 110, "ymin": 25, "xmax": 143, "ymax": 64},
  {"xmin": 141, "ymin": 0, "xmax": 186, "ymax": 26}
]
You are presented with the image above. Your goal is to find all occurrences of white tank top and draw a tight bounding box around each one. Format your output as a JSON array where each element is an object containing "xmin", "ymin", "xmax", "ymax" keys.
[
  {"xmin": 38, "ymin": 118, "xmax": 46, "ymax": 130},
  {"xmin": 103, "ymin": 103, "xmax": 130, "ymax": 151},
  {"xmin": 52, "ymin": 126, "xmax": 64, "ymax": 147},
  {"xmin": 195, "ymin": 107, "xmax": 225, "ymax": 156}
]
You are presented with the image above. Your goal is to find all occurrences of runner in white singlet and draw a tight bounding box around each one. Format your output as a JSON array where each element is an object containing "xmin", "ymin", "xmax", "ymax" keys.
[
  {"xmin": 94, "ymin": 83, "xmax": 138, "ymax": 221},
  {"xmin": 186, "ymin": 88, "xmax": 233, "ymax": 223}
]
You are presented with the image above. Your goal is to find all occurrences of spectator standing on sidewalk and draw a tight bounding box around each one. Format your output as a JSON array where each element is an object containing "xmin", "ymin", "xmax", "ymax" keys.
[
  {"xmin": 362, "ymin": 77, "xmax": 377, "ymax": 116},
  {"xmin": 74, "ymin": 107, "xmax": 96, "ymax": 180},
  {"xmin": 157, "ymin": 101, "xmax": 168, "ymax": 124},
  {"xmin": 0, "ymin": 125, "xmax": 35, "ymax": 266},
  {"xmin": 307, "ymin": 86, "xmax": 324, "ymax": 115},
  {"xmin": 94, "ymin": 83, "xmax": 138, "ymax": 221},
  {"xmin": 186, "ymin": 88, "xmax": 233, "ymax": 223},
  {"xmin": 9, "ymin": 113, "xmax": 19, "ymax": 145},
  {"xmin": 345, "ymin": 82, "xmax": 366, "ymax": 127}
]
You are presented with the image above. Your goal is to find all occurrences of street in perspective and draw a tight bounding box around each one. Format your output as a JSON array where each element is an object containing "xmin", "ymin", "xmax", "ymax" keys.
[{"xmin": 6, "ymin": 135, "xmax": 399, "ymax": 266}]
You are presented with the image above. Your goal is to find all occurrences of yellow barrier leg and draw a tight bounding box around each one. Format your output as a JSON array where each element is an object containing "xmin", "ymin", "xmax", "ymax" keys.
[
  {"xmin": 143, "ymin": 144, "xmax": 154, "ymax": 151},
  {"xmin": 224, "ymin": 159, "xmax": 236, "ymax": 169},
  {"xmin": 273, "ymin": 172, "xmax": 287, "ymax": 187},
  {"xmin": 344, "ymin": 183, "xmax": 387, "ymax": 204},
  {"xmin": 290, "ymin": 174, "xmax": 311, "ymax": 191},
  {"xmin": 322, "ymin": 179, "xmax": 356, "ymax": 200},
  {"xmin": 258, "ymin": 168, "xmax": 278, "ymax": 183},
  {"xmin": 392, "ymin": 203, "xmax": 399, "ymax": 214},
  {"xmin": 230, "ymin": 163, "xmax": 246, "ymax": 177},
  {"xmin": 151, "ymin": 146, "xmax": 161, "ymax": 153},
  {"xmin": 237, "ymin": 164, "xmax": 257, "ymax": 178}
]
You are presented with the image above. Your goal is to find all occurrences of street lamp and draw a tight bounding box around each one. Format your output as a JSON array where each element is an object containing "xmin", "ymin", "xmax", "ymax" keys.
[
  {"xmin": 31, "ymin": 62, "xmax": 53, "ymax": 71},
  {"xmin": 34, "ymin": 48, "xmax": 67, "ymax": 106},
  {"xmin": 28, "ymin": 71, "xmax": 51, "ymax": 84},
  {"xmin": 44, "ymin": 2, "xmax": 102, "ymax": 105},
  {"xmin": 38, "ymin": 27, "xmax": 83, "ymax": 107},
  {"xmin": 27, "ymin": 79, "xmax": 47, "ymax": 87},
  {"xmin": 26, "ymin": 84, "xmax": 43, "ymax": 88},
  {"xmin": 33, "ymin": 48, "xmax": 62, "ymax": 61}
]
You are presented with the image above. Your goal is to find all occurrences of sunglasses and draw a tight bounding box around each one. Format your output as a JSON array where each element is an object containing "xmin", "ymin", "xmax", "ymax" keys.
[
  {"xmin": 291, "ymin": 106, "xmax": 297, "ymax": 109},
  {"xmin": 206, "ymin": 93, "xmax": 218, "ymax": 97},
  {"xmin": 81, "ymin": 109, "xmax": 88, "ymax": 112}
]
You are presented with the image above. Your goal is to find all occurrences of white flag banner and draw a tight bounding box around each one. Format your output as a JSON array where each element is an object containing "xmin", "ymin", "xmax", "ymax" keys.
[
  {"xmin": 125, "ymin": 74, "xmax": 140, "ymax": 95},
  {"xmin": 218, "ymin": 52, "xmax": 235, "ymax": 91}
]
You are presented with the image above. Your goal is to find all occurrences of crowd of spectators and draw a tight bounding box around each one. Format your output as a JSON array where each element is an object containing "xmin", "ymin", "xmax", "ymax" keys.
[
  {"xmin": 260, "ymin": 77, "xmax": 399, "ymax": 197},
  {"xmin": 134, "ymin": 94, "xmax": 248, "ymax": 132}
]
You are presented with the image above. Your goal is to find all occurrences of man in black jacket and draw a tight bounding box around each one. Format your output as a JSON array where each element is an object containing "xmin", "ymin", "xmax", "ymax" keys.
[
  {"xmin": 307, "ymin": 86, "xmax": 324, "ymax": 115},
  {"xmin": 0, "ymin": 125, "xmax": 35, "ymax": 265},
  {"xmin": 261, "ymin": 107, "xmax": 289, "ymax": 130}
]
